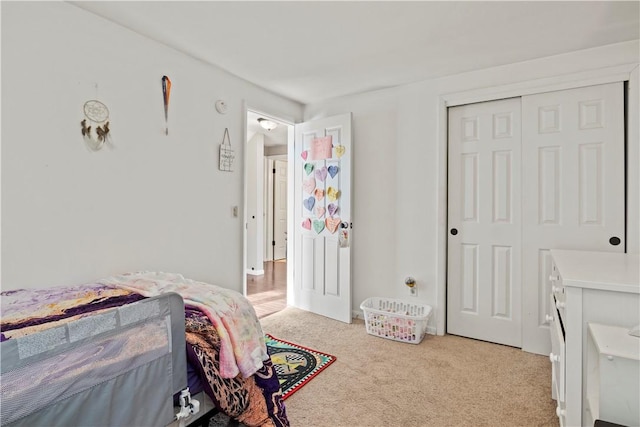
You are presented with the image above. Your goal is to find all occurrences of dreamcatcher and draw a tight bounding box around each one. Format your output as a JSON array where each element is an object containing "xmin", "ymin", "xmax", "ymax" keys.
[{"xmin": 80, "ymin": 100, "xmax": 111, "ymax": 151}]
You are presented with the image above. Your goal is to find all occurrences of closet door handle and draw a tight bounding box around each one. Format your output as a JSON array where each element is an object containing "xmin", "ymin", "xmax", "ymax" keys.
[
  {"xmin": 609, "ymin": 236, "xmax": 621, "ymax": 246},
  {"xmin": 450, "ymin": 228, "xmax": 458, "ymax": 236}
]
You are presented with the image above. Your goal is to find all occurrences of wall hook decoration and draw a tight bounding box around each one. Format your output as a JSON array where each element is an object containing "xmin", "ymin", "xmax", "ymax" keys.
[
  {"xmin": 162, "ymin": 75, "xmax": 172, "ymax": 135},
  {"xmin": 219, "ymin": 127, "xmax": 235, "ymax": 172},
  {"xmin": 80, "ymin": 100, "xmax": 111, "ymax": 151}
]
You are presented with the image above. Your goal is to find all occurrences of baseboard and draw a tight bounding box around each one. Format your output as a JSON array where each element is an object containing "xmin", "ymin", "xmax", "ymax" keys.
[{"xmin": 246, "ymin": 269, "xmax": 265, "ymax": 276}]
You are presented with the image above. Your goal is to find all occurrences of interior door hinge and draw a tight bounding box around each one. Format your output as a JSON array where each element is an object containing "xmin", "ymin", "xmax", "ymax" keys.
[
  {"xmin": 272, "ymin": 240, "xmax": 276, "ymax": 246},
  {"xmin": 273, "ymin": 168, "xmax": 276, "ymax": 174}
]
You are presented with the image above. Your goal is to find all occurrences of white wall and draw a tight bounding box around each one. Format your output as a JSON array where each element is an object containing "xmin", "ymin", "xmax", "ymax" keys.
[
  {"xmin": 1, "ymin": 2, "xmax": 302, "ymax": 290},
  {"xmin": 2, "ymin": 2, "xmax": 637, "ymax": 332},
  {"xmin": 305, "ymin": 40, "xmax": 640, "ymax": 332}
]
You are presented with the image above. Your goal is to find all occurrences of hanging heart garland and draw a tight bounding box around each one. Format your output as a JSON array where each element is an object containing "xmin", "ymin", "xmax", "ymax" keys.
[
  {"xmin": 334, "ymin": 145, "xmax": 346, "ymax": 158},
  {"xmin": 303, "ymin": 197, "xmax": 315, "ymax": 211},
  {"xmin": 301, "ymin": 218, "xmax": 311, "ymax": 230},
  {"xmin": 327, "ymin": 165, "xmax": 339, "ymax": 178},
  {"xmin": 304, "ymin": 163, "xmax": 314, "ymax": 175},
  {"xmin": 325, "ymin": 217, "xmax": 341, "ymax": 234},
  {"xmin": 315, "ymin": 166, "xmax": 327, "ymax": 182},
  {"xmin": 303, "ymin": 177, "xmax": 316, "ymax": 194},
  {"xmin": 327, "ymin": 203, "xmax": 339, "ymax": 217},
  {"xmin": 301, "ymin": 151, "xmax": 308, "ymax": 160},
  {"xmin": 313, "ymin": 220, "xmax": 325, "ymax": 234},
  {"xmin": 327, "ymin": 187, "xmax": 341, "ymax": 202},
  {"xmin": 314, "ymin": 188, "xmax": 325, "ymax": 201},
  {"xmin": 315, "ymin": 207, "xmax": 326, "ymax": 218}
]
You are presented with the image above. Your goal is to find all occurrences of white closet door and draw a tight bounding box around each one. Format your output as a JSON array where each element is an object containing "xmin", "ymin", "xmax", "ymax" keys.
[
  {"xmin": 521, "ymin": 82, "xmax": 625, "ymax": 355},
  {"xmin": 448, "ymin": 97, "xmax": 523, "ymax": 347}
]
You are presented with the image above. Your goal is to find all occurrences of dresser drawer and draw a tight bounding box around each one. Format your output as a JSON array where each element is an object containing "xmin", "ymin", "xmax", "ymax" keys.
[{"xmin": 549, "ymin": 294, "xmax": 566, "ymax": 403}]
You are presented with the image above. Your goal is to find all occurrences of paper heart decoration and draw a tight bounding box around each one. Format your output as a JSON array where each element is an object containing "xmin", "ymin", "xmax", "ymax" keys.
[
  {"xmin": 327, "ymin": 203, "xmax": 339, "ymax": 217},
  {"xmin": 304, "ymin": 163, "xmax": 314, "ymax": 175},
  {"xmin": 325, "ymin": 217, "xmax": 341, "ymax": 234},
  {"xmin": 303, "ymin": 197, "xmax": 315, "ymax": 211},
  {"xmin": 335, "ymin": 145, "xmax": 346, "ymax": 158},
  {"xmin": 327, "ymin": 187, "xmax": 340, "ymax": 202},
  {"xmin": 313, "ymin": 220, "xmax": 325, "ymax": 234},
  {"xmin": 302, "ymin": 177, "xmax": 316, "ymax": 194},
  {"xmin": 315, "ymin": 207, "xmax": 326, "ymax": 218},
  {"xmin": 328, "ymin": 165, "xmax": 339, "ymax": 178},
  {"xmin": 301, "ymin": 151, "xmax": 308, "ymax": 160},
  {"xmin": 315, "ymin": 166, "xmax": 328, "ymax": 182},
  {"xmin": 301, "ymin": 218, "xmax": 311, "ymax": 230},
  {"xmin": 314, "ymin": 188, "xmax": 325, "ymax": 201}
]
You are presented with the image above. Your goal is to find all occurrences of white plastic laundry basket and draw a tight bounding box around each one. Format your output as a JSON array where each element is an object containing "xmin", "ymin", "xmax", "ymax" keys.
[{"xmin": 360, "ymin": 297, "xmax": 432, "ymax": 344}]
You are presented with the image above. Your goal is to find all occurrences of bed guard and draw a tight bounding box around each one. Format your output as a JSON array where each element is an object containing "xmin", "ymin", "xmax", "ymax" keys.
[{"xmin": 1, "ymin": 292, "xmax": 189, "ymax": 427}]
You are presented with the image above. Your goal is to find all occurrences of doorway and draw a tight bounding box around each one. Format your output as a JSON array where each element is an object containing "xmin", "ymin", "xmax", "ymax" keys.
[{"xmin": 244, "ymin": 109, "xmax": 293, "ymax": 318}]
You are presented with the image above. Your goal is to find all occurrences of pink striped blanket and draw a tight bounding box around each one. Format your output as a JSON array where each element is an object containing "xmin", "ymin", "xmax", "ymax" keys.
[{"xmin": 97, "ymin": 271, "xmax": 267, "ymax": 378}]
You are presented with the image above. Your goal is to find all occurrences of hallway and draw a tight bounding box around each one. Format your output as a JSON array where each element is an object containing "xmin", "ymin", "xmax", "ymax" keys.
[{"xmin": 246, "ymin": 260, "xmax": 287, "ymax": 318}]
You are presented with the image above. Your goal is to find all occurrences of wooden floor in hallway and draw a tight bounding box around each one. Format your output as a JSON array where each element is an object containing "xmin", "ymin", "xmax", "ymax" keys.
[{"xmin": 247, "ymin": 260, "xmax": 287, "ymax": 319}]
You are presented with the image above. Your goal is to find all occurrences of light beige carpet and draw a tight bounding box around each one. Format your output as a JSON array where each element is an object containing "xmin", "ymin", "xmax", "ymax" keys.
[{"xmin": 258, "ymin": 307, "xmax": 559, "ymax": 427}]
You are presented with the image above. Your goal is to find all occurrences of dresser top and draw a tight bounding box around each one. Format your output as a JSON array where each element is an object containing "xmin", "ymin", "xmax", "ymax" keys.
[
  {"xmin": 551, "ymin": 250, "xmax": 640, "ymax": 293},
  {"xmin": 588, "ymin": 323, "xmax": 640, "ymax": 360}
]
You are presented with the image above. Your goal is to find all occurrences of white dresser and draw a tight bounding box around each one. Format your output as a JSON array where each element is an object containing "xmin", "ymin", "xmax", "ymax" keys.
[
  {"xmin": 549, "ymin": 250, "xmax": 640, "ymax": 427},
  {"xmin": 585, "ymin": 323, "xmax": 640, "ymax": 426}
]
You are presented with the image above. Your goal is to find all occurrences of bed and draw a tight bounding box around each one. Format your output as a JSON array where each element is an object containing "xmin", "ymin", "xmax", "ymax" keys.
[{"xmin": 0, "ymin": 271, "xmax": 289, "ymax": 427}]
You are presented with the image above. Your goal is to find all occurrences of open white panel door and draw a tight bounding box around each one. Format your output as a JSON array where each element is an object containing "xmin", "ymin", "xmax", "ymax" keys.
[{"xmin": 293, "ymin": 113, "xmax": 352, "ymax": 323}]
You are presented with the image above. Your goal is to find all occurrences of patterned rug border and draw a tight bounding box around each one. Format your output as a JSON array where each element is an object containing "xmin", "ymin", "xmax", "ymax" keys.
[{"xmin": 265, "ymin": 334, "xmax": 337, "ymax": 400}]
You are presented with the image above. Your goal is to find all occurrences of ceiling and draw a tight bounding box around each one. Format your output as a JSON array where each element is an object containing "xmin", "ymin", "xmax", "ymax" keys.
[{"xmin": 71, "ymin": 1, "xmax": 639, "ymax": 106}]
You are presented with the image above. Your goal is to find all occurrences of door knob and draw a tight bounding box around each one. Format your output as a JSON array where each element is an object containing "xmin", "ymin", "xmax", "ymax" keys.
[
  {"xmin": 450, "ymin": 228, "xmax": 458, "ymax": 236},
  {"xmin": 609, "ymin": 236, "xmax": 621, "ymax": 246}
]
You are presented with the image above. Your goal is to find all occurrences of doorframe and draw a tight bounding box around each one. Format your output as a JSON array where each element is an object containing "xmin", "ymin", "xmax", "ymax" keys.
[
  {"xmin": 435, "ymin": 63, "xmax": 639, "ymax": 336},
  {"xmin": 242, "ymin": 103, "xmax": 296, "ymax": 299}
]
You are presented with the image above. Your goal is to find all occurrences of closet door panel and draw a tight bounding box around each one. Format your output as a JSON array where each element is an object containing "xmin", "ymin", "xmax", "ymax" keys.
[
  {"xmin": 521, "ymin": 82, "xmax": 625, "ymax": 355},
  {"xmin": 448, "ymin": 97, "xmax": 522, "ymax": 347}
]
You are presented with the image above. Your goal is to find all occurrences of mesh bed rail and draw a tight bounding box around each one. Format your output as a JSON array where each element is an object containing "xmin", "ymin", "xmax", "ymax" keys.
[{"xmin": 1, "ymin": 293, "xmax": 187, "ymax": 427}]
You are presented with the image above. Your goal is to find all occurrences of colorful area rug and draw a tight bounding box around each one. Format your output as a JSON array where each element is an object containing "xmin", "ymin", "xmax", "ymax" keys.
[{"xmin": 265, "ymin": 334, "xmax": 336, "ymax": 400}]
